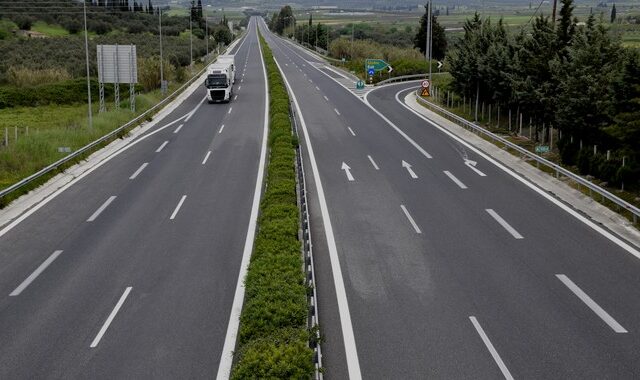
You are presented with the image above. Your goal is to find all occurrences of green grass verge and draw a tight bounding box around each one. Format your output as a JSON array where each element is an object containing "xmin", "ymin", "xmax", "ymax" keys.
[
  {"xmin": 231, "ymin": 31, "xmax": 314, "ymax": 378},
  {"xmin": 31, "ymin": 21, "xmax": 70, "ymax": 37}
]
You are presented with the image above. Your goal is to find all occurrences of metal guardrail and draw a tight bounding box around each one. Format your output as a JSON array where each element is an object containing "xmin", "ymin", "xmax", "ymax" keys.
[
  {"xmin": 376, "ymin": 72, "xmax": 449, "ymax": 86},
  {"xmin": 0, "ymin": 35, "xmax": 245, "ymax": 202},
  {"xmin": 415, "ymin": 92, "xmax": 640, "ymax": 224}
]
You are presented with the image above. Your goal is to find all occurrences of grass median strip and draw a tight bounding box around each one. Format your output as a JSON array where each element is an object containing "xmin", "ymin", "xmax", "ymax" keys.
[{"xmin": 230, "ymin": 32, "xmax": 314, "ymax": 378}]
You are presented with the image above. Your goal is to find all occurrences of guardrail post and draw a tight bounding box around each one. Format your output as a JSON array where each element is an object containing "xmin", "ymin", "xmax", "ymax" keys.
[
  {"xmin": 15, "ymin": 126, "xmax": 18, "ymax": 143},
  {"xmin": 4, "ymin": 127, "xmax": 7, "ymax": 147}
]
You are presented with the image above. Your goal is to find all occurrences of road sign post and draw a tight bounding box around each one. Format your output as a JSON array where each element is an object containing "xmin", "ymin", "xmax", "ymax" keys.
[{"xmin": 421, "ymin": 79, "xmax": 431, "ymax": 97}]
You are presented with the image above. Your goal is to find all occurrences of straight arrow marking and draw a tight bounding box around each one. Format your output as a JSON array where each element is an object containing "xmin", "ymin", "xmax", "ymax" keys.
[
  {"xmin": 465, "ymin": 159, "xmax": 487, "ymax": 177},
  {"xmin": 402, "ymin": 160, "xmax": 418, "ymax": 179},
  {"xmin": 341, "ymin": 162, "xmax": 354, "ymax": 182}
]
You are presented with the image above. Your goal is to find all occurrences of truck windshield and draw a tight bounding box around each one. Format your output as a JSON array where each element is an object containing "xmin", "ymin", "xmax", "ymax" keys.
[{"xmin": 206, "ymin": 74, "xmax": 228, "ymax": 88}]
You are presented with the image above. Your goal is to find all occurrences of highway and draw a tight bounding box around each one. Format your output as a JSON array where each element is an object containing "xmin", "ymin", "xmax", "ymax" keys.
[
  {"xmin": 0, "ymin": 19, "xmax": 266, "ymax": 378},
  {"xmin": 259, "ymin": 19, "xmax": 640, "ymax": 379}
]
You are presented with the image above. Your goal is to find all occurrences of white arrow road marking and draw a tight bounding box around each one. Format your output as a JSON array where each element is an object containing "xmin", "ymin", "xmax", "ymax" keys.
[
  {"xmin": 90, "ymin": 287, "xmax": 133, "ymax": 348},
  {"xmin": 402, "ymin": 160, "xmax": 418, "ymax": 179},
  {"xmin": 341, "ymin": 162, "xmax": 354, "ymax": 182},
  {"xmin": 10, "ymin": 250, "xmax": 63, "ymax": 296},
  {"xmin": 465, "ymin": 159, "xmax": 487, "ymax": 177},
  {"xmin": 367, "ymin": 155, "xmax": 380, "ymax": 170},
  {"xmin": 556, "ymin": 274, "xmax": 628, "ymax": 333},
  {"xmin": 469, "ymin": 316, "xmax": 514, "ymax": 380}
]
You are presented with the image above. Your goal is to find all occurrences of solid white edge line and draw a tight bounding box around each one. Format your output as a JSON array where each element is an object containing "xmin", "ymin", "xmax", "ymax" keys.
[
  {"xmin": 486, "ymin": 209, "xmax": 524, "ymax": 240},
  {"xmin": 556, "ymin": 274, "xmax": 628, "ymax": 333},
  {"xmin": 219, "ymin": 124, "xmax": 225, "ymax": 134},
  {"xmin": 263, "ymin": 21, "xmax": 363, "ymax": 380},
  {"xmin": 348, "ymin": 127, "xmax": 356, "ymax": 136},
  {"xmin": 393, "ymin": 88, "xmax": 640, "ymax": 258},
  {"xmin": 10, "ymin": 250, "xmax": 63, "ymax": 296},
  {"xmin": 469, "ymin": 316, "xmax": 515, "ymax": 380},
  {"xmin": 90, "ymin": 286, "xmax": 133, "ymax": 348},
  {"xmin": 217, "ymin": 20, "xmax": 269, "ymax": 380},
  {"xmin": 184, "ymin": 97, "xmax": 206, "ymax": 122},
  {"xmin": 443, "ymin": 170, "xmax": 468, "ymax": 189},
  {"xmin": 173, "ymin": 123, "xmax": 184, "ymax": 133},
  {"xmin": 87, "ymin": 196, "xmax": 117, "ymax": 222},
  {"xmin": 367, "ymin": 155, "xmax": 380, "ymax": 170},
  {"xmin": 400, "ymin": 205, "xmax": 422, "ymax": 234},
  {"xmin": 155, "ymin": 141, "xmax": 169, "ymax": 153},
  {"xmin": 129, "ymin": 163, "xmax": 149, "ymax": 180},
  {"xmin": 169, "ymin": 195, "xmax": 187, "ymax": 220},
  {"xmin": 202, "ymin": 151, "xmax": 212, "ymax": 165}
]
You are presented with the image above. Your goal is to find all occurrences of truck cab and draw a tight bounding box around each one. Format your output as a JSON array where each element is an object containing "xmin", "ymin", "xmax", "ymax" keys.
[{"xmin": 205, "ymin": 63, "xmax": 233, "ymax": 103}]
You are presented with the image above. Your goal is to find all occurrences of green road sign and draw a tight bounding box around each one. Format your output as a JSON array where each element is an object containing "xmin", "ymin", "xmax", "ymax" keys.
[
  {"xmin": 356, "ymin": 80, "xmax": 365, "ymax": 90},
  {"xmin": 535, "ymin": 145, "xmax": 550, "ymax": 153},
  {"xmin": 365, "ymin": 59, "xmax": 390, "ymax": 73}
]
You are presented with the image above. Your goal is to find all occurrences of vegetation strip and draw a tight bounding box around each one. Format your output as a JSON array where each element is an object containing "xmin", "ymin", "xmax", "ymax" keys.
[{"xmin": 231, "ymin": 31, "xmax": 314, "ymax": 378}]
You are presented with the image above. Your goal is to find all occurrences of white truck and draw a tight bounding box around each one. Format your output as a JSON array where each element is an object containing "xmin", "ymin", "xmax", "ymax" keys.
[
  {"xmin": 216, "ymin": 55, "xmax": 236, "ymax": 84},
  {"xmin": 205, "ymin": 55, "xmax": 235, "ymax": 103}
]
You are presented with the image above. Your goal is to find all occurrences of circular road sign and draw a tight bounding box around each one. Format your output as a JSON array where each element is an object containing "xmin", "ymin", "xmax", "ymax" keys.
[{"xmin": 421, "ymin": 80, "xmax": 430, "ymax": 88}]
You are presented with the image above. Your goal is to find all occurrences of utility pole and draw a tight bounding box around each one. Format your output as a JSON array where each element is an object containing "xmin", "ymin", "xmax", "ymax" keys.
[
  {"xmin": 205, "ymin": 7, "xmax": 208, "ymax": 58},
  {"xmin": 351, "ymin": 22, "xmax": 354, "ymax": 59},
  {"xmin": 552, "ymin": 0, "xmax": 558, "ymax": 25},
  {"xmin": 189, "ymin": 10, "xmax": 193, "ymax": 71},
  {"xmin": 427, "ymin": 0, "xmax": 432, "ymax": 82},
  {"xmin": 159, "ymin": 9, "xmax": 165, "ymax": 95},
  {"xmin": 83, "ymin": 1, "xmax": 92, "ymax": 129}
]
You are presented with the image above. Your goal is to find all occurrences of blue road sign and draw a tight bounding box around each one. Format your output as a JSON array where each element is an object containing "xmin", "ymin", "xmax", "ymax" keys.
[{"xmin": 367, "ymin": 68, "xmax": 375, "ymax": 76}]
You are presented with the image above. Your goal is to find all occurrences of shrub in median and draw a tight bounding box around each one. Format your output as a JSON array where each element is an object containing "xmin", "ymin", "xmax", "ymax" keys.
[{"xmin": 231, "ymin": 32, "xmax": 314, "ymax": 377}]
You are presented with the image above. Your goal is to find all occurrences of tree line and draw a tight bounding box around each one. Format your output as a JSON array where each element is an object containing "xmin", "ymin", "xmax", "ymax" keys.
[{"xmin": 447, "ymin": 0, "xmax": 639, "ymax": 187}]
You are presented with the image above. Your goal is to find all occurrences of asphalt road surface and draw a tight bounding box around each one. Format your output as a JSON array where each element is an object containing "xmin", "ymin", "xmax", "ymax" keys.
[
  {"xmin": 259, "ymin": 19, "xmax": 640, "ymax": 380},
  {"xmin": 0, "ymin": 18, "xmax": 266, "ymax": 379}
]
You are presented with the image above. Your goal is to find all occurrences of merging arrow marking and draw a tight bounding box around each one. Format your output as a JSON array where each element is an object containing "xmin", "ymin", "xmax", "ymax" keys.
[
  {"xmin": 465, "ymin": 159, "xmax": 487, "ymax": 177},
  {"xmin": 402, "ymin": 160, "xmax": 418, "ymax": 179},
  {"xmin": 341, "ymin": 162, "xmax": 355, "ymax": 182}
]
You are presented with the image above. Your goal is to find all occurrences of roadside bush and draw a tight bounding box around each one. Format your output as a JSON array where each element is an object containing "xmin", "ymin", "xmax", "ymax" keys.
[
  {"xmin": 7, "ymin": 66, "xmax": 71, "ymax": 87},
  {"xmin": 231, "ymin": 31, "xmax": 314, "ymax": 377}
]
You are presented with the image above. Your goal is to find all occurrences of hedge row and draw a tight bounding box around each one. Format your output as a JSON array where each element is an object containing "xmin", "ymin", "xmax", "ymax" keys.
[{"xmin": 230, "ymin": 32, "xmax": 314, "ymax": 378}]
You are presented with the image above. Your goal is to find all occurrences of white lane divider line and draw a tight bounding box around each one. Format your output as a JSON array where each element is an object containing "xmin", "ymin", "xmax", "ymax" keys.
[
  {"xmin": 234, "ymin": 95, "xmax": 238, "ymax": 101},
  {"xmin": 202, "ymin": 151, "xmax": 212, "ymax": 165},
  {"xmin": 324, "ymin": 95, "xmax": 329, "ymax": 101},
  {"xmin": 184, "ymin": 97, "xmax": 206, "ymax": 122},
  {"xmin": 219, "ymin": 124, "xmax": 225, "ymax": 134},
  {"xmin": 10, "ymin": 250, "xmax": 63, "ymax": 296},
  {"xmin": 348, "ymin": 127, "xmax": 356, "ymax": 136},
  {"xmin": 90, "ymin": 287, "xmax": 133, "ymax": 348},
  {"xmin": 155, "ymin": 141, "xmax": 169, "ymax": 153},
  {"xmin": 444, "ymin": 170, "xmax": 468, "ymax": 189},
  {"xmin": 129, "ymin": 163, "xmax": 148, "ymax": 180},
  {"xmin": 238, "ymin": 86, "xmax": 242, "ymax": 90},
  {"xmin": 334, "ymin": 108, "xmax": 341, "ymax": 116},
  {"xmin": 87, "ymin": 196, "xmax": 117, "ymax": 222},
  {"xmin": 173, "ymin": 124, "xmax": 184, "ymax": 134},
  {"xmin": 170, "ymin": 195, "xmax": 187, "ymax": 220},
  {"xmin": 367, "ymin": 155, "xmax": 380, "ymax": 170},
  {"xmin": 400, "ymin": 205, "xmax": 421, "ymax": 234},
  {"xmin": 315, "ymin": 86, "xmax": 320, "ymax": 91},
  {"xmin": 486, "ymin": 209, "xmax": 523, "ymax": 239},
  {"xmin": 228, "ymin": 107, "xmax": 233, "ymax": 115},
  {"xmin": 556, "ymin": 274, "xmax": 628, "ymax": 333},
  {"xmin": 469, "ymin": 316, "xmax": 514, "ymax": 380}
]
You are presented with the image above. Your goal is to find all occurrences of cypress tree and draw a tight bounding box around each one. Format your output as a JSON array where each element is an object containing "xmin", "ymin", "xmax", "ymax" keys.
[{"xmin": 610, "ymin": 3, "xmax": 617, "ymax": 23}]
